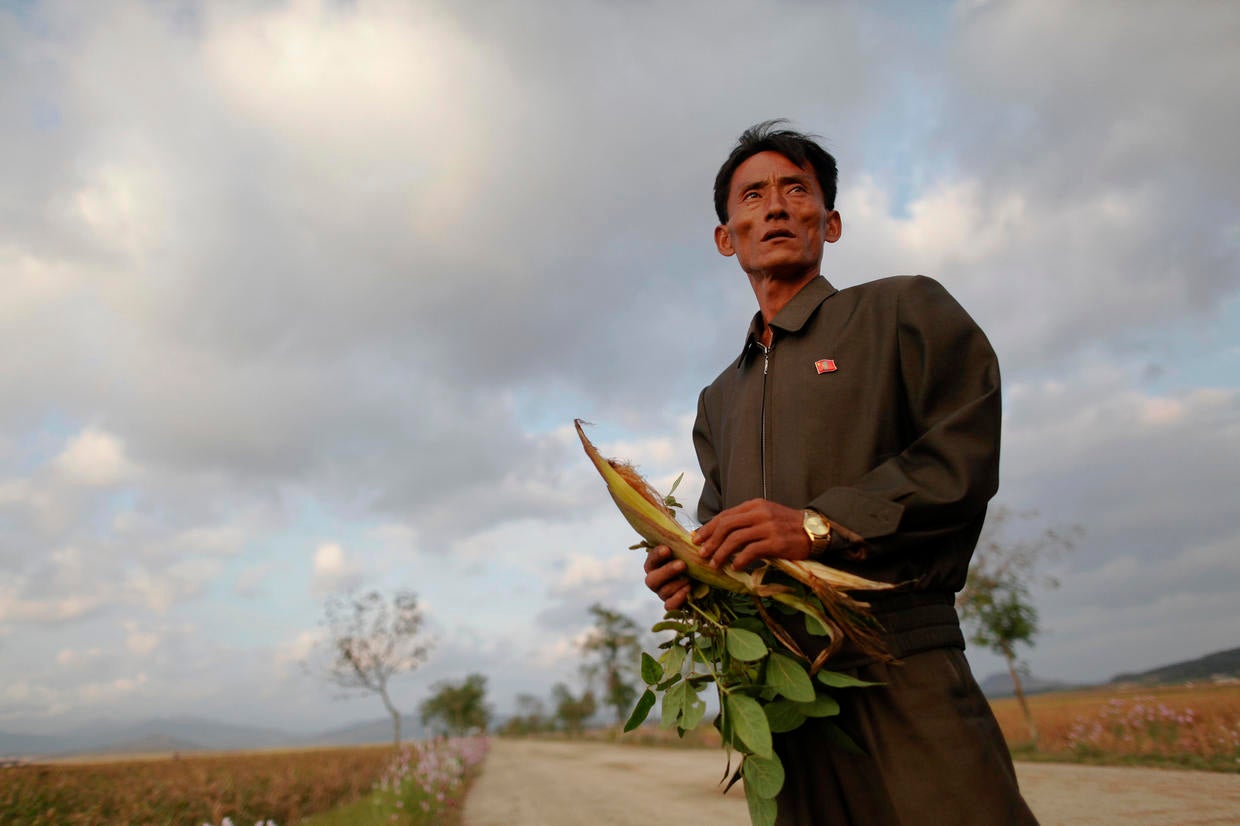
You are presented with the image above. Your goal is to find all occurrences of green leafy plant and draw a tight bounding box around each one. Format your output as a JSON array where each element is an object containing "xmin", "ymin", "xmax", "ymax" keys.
[{"xmin": 575, "ymin": 420, "xmax": 893, "ymax": 825}]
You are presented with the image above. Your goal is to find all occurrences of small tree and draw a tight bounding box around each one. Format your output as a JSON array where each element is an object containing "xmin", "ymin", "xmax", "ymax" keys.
[
  {"xmin": 314, "ymin": 589, "xmax": 431, "ymax": 747},
  {"xmin": 552, "ymin": 682, "xmax": 596, "ymax": 736},
  {"xmin": 579, "ymin": 603, "xmax": 642, "ymax": 727},
  {"xmin": 420, "ymin": 673, "xmax": 491, "ymax": 736},
  {"xmin": 508, "ymin": 693, "xmax": 550, "ymax": 736},
  {"xmin": 957, "ymin": 508, "xmax": 1077, "ymax": 748}
]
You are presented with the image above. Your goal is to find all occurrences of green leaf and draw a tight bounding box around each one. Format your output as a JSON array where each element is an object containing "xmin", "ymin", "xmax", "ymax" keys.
[
  {"xmin": 773, "ymin": 593, "xmax": 830, "ymax": 635},
  {"xmin": 660, "ymin": 680, "xmax": 689, "ymax": 729},
  {"xmin": 716, "ymin": 705, "xmax": 738, "ymax": 749},
  {"xmin": 763, "ymin": 699, "xmax": 807, "ymax": 734},
  {"xmin": 795, "ymin": 693, "xmax": 841, "ymax": 718},
  {"xmin": 742, "ymin": 754, "xmax": 785, "ymax": 799},
  {"xmin": 660, "ymin": 644, "xmax": 686, "ymax": 676},
  {"xmin": 745, "ymin": 780, "xmax": 778, "ymax": 826},
  {"xmin": 725, "ymin": 627, "xmax": 768, "ymax": 662},
  {"xmin": 640, "ymin": 652, "xmax": 663, "ymax": 685},
  {"xmin": 651, "ymin": 620, "xmax": 694, "ymax": 634},
  {"xmin": 731, "ymin": 616, "xmax": 766, "ymax": 634},
  {"xmin": 681, "ymin": 685, "xmax": 707, "ymax": 731},
  {"xmin": 656, "ymin": 672, "xmax": 682, "ymax": 691},
  {"xmin": 623, "ymin": 689, "xmax": 656, "ymax": 732},
  {"xmin": 725, "ymin": 693, "xmax": 773, "ymax": 757},
  {"xmin": 765, "ymin": 652, "xmax": 815, "ymax": 702},
  {"xmin": 816, "ymin": 670, "xmax": 884, "ymax": 689},
  {"xmin": 802, "ymin": 611, "xmax": 830, "ymax": 637},
  {"xmin": 822, "ymin": 720, "xmax": 866, "ymax": 755}
]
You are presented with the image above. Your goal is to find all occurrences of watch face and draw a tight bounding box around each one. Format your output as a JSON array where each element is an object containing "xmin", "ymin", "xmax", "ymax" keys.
[{"xmin": 804, "ymin": 510, "xmax": 829, "ymax": 537}]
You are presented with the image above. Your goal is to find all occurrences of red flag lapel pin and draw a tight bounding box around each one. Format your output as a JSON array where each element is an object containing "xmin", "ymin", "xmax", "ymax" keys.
[{"xmin": 814, "ymin": 358, "xmax": 838, "ymax": 374}]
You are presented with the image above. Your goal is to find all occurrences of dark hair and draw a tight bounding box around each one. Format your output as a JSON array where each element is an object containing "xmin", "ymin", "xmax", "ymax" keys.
[{"xmin": 713, "ymin": 119, "xmax": 838, "ymax": 223}]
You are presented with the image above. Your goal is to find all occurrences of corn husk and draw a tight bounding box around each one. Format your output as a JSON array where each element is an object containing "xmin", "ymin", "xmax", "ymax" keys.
[{"xmin": 575, "ymin": 419, "xmax": 896, "ymax": 665}]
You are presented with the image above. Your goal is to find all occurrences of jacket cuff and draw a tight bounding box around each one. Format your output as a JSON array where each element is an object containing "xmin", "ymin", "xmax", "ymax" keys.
[{"xmin": 809, "ymin": 487, "xmax": 904, "ymax": 540}]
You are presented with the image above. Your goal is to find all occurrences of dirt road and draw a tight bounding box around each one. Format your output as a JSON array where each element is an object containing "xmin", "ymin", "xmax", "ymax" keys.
[{"xmin": 463, "ymin": 739, "xmax": 1240, "ymax": 826}]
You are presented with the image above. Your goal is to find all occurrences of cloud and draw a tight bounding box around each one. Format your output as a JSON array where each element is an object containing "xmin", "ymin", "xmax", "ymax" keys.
[
  {"xmin": 122, "ymin": 620, "xmax": 160, "ymax": 657},
  {"xmin": 550, "ymin": 554, "xmax": 631, "ymax": 596},
  {"xmin": 52, "ymin": 427, "xmax": 137, "ymax": 487},
  {"xmin": 311, "ymin": 542, "xmax": 362, "ymax": 596},
  {"xmin": 56, "ymin": 647, "xmax": 104, "ymax": 667},
  {"xmin": 275, "ymin": 628, "xmax": 325, "ymax": 670},
  {"xmin": 0, "ymin": 577, "xmax": 104, "ymax": 624}
]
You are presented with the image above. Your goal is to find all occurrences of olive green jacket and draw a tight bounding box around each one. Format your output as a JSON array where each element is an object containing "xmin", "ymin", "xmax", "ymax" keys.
[{"xmin": 694, "ymin": 274, "xmax": 1001, "ymax": 603}]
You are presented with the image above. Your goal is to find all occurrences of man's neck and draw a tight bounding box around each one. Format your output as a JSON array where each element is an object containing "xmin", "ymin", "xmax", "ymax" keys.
[{"xmin": 747, "ymin": 270, "xmax": 819, "ymax": 346}]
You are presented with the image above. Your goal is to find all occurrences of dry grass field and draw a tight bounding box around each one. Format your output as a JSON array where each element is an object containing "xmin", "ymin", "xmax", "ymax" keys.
[
  {"xmin": 989, "ymin": 681, "xmax": 1240, "ymax": 770},
  {"xmin": 0, "ymin": 744, "xmax": 393, "ymax": 825}
]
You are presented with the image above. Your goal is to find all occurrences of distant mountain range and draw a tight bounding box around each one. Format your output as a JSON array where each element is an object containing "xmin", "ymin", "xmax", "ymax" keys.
[
  {"xmin": 1109, "ymin": 646, "xmax": 1240, "ymax": 686},
  {"xmin": 978, "ymin": 645, "xmax": 1240, "ymax": 699},
  {"xmin": 5, "ymin": 646, "xmax": 1237, "ymax": 758},
  {"xmin": 0, "ymin": 713, "xmax": 426, "ymax": 759},
  {"xmin": 977, "ymin": 670, "xmax": 1081, "ymax": 698}
]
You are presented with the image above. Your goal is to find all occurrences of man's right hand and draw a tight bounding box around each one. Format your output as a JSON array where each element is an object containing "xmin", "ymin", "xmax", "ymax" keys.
[{"xmin": 643, "ymin": 545, "xmax": 691, "ymax": 611}]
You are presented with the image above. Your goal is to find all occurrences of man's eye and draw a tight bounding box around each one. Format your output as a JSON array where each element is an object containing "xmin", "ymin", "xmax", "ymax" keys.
[{"xmin": 742, "ymin": 191, "xmax": 760, "ymax": 200}]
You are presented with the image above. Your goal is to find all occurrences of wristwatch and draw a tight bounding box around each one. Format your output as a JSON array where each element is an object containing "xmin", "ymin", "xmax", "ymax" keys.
[{"xmin": 802, "ymin": 509, "xmax": 833, "ymax": 556}]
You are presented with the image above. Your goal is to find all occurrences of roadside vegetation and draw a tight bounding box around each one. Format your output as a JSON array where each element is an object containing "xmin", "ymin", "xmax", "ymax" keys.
[{"xmin": 988, "ymin": 682, "xmax": 1240, "ymax": 772}]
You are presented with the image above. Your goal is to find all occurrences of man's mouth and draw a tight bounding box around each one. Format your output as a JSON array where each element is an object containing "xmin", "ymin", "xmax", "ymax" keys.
[{"xmin": 761, "ymin": 230, "xmax": 796, "ymax": 241}]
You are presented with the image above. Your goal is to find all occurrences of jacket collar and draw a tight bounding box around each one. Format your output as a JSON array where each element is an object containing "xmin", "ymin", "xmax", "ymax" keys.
[{"xmin": 735, "ymin": 276, "xmax": 838, "ymax": 368}]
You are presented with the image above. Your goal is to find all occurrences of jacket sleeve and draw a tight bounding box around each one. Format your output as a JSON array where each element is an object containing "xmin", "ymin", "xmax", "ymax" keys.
[
  {"xmin": 807, "ymin": 276, "xmax": 1001, "ymax": 558},
  {"xmin": 693, "ymin": 386, "xmax": 724, "ymax": 525}
]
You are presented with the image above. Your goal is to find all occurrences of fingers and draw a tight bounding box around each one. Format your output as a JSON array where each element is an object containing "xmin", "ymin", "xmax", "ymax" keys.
[
  {"xmin": 705, "ymin": 523, "xmax": 767, "ymax": 569},
  {"xmin": 644, "ymin": 545, "xmax": 690, "ymax": 610},
  {"xmin": 643, "ymin": 544, "xmax": 673, "ymax": 574},
  {"xmin": 662, "ymin": 583, "xmax": 690, "ymax": 611},
  {"xmin": 694, "ymin": 499, "xmax": 811, "ymax": 569}
]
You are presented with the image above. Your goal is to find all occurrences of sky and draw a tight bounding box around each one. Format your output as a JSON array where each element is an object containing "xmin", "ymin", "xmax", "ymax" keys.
[{"xmin": 1, "ymin": 0, "xmax": 1238, "ymax": 736}]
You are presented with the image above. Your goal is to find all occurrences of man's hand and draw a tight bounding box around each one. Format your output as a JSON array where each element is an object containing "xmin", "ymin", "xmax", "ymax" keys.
[
  {"xmin": 694, "ymin": 499, "xmax": 811, "ymax": 570},
  {"xmin": 644, "ymin": 545, "xmax": 691, "ymax": 611}
]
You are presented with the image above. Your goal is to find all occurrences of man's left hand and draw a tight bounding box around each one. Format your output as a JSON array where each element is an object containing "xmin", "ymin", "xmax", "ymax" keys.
[{"xmin": 693, "ymin": 499, "xmax": 811, "ymax": 570}]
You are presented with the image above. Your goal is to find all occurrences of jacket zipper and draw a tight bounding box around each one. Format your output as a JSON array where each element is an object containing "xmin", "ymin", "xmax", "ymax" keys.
[{"xmin": 760, "ymin": 340, "xmax": 772, "ymax": 500}]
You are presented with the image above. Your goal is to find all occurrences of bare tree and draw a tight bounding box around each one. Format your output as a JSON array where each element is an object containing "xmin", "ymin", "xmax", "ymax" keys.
[
  {"xmin": 314, "ymin": 589, "xmax": 432, "ymax": 747},
  {"xmin": 957, "ymin": 508, "xmax": 1078, "ymax": 748}
]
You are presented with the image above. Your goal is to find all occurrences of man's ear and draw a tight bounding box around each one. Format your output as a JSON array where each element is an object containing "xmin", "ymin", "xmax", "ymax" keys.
[
  {"xmin": 824, "ymin": 210, "xmax": 842, "ymax": 244},
  {"xmin": 714, "ymin": 224, "xmax": 735, "ymax": 257}
]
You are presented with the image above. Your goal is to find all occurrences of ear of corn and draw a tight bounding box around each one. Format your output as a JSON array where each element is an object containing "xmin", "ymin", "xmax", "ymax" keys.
[{"xmin": 575, "ymin": 419, "xmax": 756, "ymax": 594}]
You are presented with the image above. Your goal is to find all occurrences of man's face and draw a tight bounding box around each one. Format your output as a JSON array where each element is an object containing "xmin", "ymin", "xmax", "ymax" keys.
[{"xmin": 714, "ymin": 151, "xmax": 840, "ymax": 280}]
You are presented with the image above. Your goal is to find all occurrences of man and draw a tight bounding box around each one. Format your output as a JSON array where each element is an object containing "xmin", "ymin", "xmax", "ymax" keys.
[{"xmin": 643, "ymin": 121, "xmax": 1039, "ymax": 825}]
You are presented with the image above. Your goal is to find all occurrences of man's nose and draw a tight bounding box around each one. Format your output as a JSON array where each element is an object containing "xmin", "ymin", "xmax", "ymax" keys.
[{"xmin": 764, "ymin": 189, "xmax": 789, "ymax": 218}]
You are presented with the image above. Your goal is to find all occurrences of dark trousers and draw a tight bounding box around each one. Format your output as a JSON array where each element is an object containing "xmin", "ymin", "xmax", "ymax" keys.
[{"xmin": 774, "ymin": 647, "xmax": 1040, "ymax": 826}]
